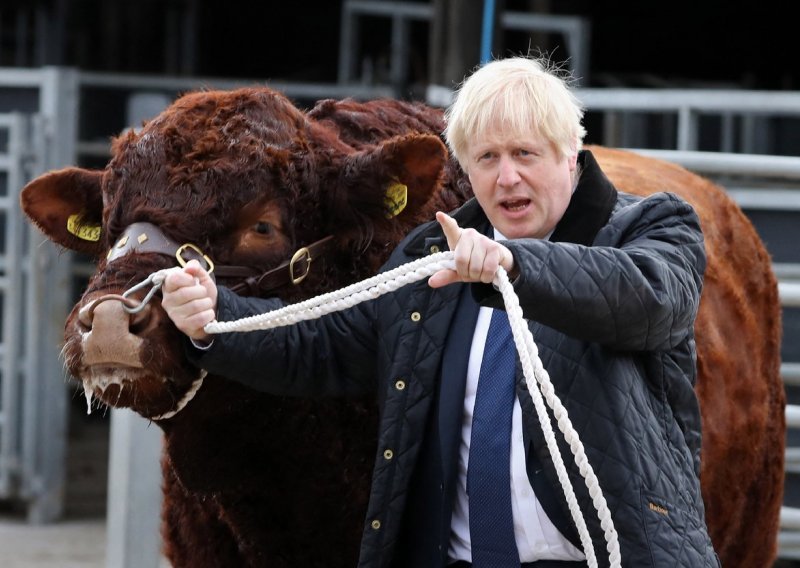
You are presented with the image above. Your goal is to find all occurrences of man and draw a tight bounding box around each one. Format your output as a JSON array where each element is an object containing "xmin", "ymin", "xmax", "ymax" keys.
[{"xmin": 163, "ymin": 57, "xmax": 719, "ymax": 567}]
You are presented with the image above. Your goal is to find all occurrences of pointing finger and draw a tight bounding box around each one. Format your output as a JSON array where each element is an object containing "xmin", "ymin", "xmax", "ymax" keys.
[{"xmin": 435, "ymin": 211, "xmax": 462, "ymax": 251}]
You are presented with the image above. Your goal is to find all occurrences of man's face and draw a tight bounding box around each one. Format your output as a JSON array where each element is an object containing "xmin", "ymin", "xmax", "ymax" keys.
[{"xmin": 465, "ymin": 129, "xmax": 577, "ymax": 239}]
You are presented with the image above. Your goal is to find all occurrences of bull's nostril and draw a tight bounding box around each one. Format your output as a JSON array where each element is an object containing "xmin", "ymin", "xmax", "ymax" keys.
[
  {"xmin": 129, "ymin": 303, "xmax": 152, "ymax": 334},
  {"xmin": 77, "ymin": 301, "xmax": 95, "ymax": 329}
]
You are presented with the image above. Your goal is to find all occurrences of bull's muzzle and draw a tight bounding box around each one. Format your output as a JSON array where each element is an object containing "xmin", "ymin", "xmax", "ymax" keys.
[{"xmin": 79, "ymin": 299, "xmax": 148, "ymax": 368}]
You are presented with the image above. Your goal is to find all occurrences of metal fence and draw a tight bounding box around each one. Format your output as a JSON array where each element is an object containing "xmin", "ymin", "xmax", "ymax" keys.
[
  {"xmin": 0, "ymin": 113, "xmax": 27, "ymax": 499},
  {"xmin": 338, "ymin": 0, "xmax": 591, "ymax": 92},
  {"xmin": 0, "ymin": 67, "xmax": 77, "ymax": 524}
]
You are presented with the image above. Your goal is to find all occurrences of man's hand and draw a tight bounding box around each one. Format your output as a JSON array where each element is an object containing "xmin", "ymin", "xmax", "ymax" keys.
[
  {"xmin": 162, "ymin": 259, "xmax": 218, "ymax": 343},
  {"xmin": 428, "ymin": 211, "xmax": 516, "ymax": 288}
]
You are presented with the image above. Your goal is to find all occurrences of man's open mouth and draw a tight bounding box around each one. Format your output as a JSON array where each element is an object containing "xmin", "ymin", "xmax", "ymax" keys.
[{"xmin": 501, "ymin": 198, "xmax": 530, "ymax": 212}]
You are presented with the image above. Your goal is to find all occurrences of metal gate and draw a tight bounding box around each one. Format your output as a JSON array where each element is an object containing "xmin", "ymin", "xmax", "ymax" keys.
[
  {"xmin": 0, "ymin": 110, "xmax": 72, "ymax": 523},
  {"xmin": 0, "ymin": 67, "xmax": 78, "ymax": 523},
  {"xmin": 0, "ymin": 112, "xmax": 28, "ymax": 500}
]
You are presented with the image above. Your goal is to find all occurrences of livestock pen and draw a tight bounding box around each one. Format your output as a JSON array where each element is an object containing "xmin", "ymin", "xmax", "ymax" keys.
[{"xmin": 0, "ymin": 67, "xmax": 798, "ymax": 566}]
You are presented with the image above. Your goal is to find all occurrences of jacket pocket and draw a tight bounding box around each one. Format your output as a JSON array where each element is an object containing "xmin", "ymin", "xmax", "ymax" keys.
[
  {"xmin": 641, "ymin": 489, "xmax": 714, "ymax": 566},
  {"xmin": 641, "ymin": 490, "xmax": 686, "ymax": 564}
]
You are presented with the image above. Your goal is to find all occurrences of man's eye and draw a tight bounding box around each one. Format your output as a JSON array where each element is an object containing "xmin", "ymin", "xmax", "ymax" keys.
[{"xmin": 253, "ymin": 221, "xmax": 273, "ymax": 235}]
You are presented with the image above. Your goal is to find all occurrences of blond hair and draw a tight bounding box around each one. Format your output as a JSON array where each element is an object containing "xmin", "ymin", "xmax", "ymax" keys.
[{"xmin": 444, "ymin": 56, "xmax": 586, "ymax": 169}]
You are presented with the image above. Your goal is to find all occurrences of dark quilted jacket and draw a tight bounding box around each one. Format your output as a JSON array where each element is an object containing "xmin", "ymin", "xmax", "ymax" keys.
[{"xmin": 192, "ymin": 151, "xmax": 719, "ymax": 567}]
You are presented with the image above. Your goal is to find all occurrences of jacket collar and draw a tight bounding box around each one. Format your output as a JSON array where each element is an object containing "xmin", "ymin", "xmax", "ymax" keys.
[
  {"xmin": 404, "ymin": 149, "xmax": 618, "ymax": 254},
  {"xmin": 550, "ymin": 150, "xmax": 618, "ymax": 246}
]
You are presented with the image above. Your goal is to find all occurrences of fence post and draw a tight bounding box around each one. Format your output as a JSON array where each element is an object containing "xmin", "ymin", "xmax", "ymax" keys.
[{"xmin": 105, "ymin": 409, "xmax": 164, "ymax": 568}]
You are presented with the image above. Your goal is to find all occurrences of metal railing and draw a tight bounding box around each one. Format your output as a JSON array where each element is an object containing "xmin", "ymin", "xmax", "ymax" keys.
[
  {"xmin": 582, "ymin": 89, "xmax": 800, "ymax": 153},
  {"xmin": 0, "ymin": 113, "xmax": 26, "ymax": 499},
  {"xmin": 0, "ymin": 67, "xmax": 77, "ymax": 524},
  {"xmin": 338, "ymin": 0, "xmax": 590, "ymax": 93}
]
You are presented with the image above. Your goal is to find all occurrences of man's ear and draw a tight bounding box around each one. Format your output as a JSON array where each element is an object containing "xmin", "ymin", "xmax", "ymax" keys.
[
  {"xmin": 20, "ymin": 167, "xmax": 105, "ymax": 256},
  {"xmin": 333, "ymin": 133, "xmax": 448, "ymax": 234}
]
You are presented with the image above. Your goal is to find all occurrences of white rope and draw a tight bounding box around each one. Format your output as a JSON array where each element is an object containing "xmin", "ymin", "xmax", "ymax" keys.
[
  {"xmin": 206, "ymin": 252, "xmax": 460, "ymax": 333},
  {"xmin": 495, "ymin": 265, "xmax": 621, "ymax": 568},
  {"xmin": 203, "ymin": 250, "xmax": 621, "ymax": 567},
  {"xmin": 150, "ymin": 371, "xmax": 206, "ymax": 421}
]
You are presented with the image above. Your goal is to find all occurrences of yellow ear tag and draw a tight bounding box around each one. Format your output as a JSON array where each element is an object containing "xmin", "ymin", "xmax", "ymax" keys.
[
  {"xmin": 67, "ymin": 214, "xmax": 101, "ymax": 242},
  {"xmin": 385, "ymin": 182, "xmax": 408, "ymax": 218}
]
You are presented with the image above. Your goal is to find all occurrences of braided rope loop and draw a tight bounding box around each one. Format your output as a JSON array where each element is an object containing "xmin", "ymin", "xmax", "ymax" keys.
[
  {"xmin": 495, "ymin": 266, "xmax": 621, "ymax": 567},
  {"xmin": 202, "ymin": 251, "xmax": 621, "ymax": 567}
]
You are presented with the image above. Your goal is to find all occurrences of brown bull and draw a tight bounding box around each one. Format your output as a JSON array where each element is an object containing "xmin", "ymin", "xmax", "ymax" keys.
[{"xmin": 19, "ymin": 87, "xmax": 783, "ymax": 567}]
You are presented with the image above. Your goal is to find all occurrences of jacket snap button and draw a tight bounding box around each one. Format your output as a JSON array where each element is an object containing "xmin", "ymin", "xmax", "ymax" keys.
[
  {"xmin": 429, "ymin": 245, "xmax": 440, "ymax": 254},
  {"xmin": 383, "ymin": 449, "xmax": 394, "ymax": 460},
  {"xmin": 410, "ymin": 311, "xmax": 421, "ymax": 322},
  {"xmin": 395, "ymin": 380, "xmax": 406, "ymax": 391},
  {"xmin": 371, "ymin": 520, "xmax": 381, "ymax": 530}
]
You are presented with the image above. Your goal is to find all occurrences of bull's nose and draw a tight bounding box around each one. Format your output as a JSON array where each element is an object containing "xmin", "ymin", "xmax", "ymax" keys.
[{"xmin": 81, "ymin": 300, "xmax": 146, "ymax": 368}]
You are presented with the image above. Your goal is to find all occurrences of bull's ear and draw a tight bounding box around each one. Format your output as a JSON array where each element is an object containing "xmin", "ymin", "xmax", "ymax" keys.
[
  {"xmin": 337, "ymin": 133, "xmax": 447, "ymax": 227},
  {"xmin": 20, "ymin": 167, "xmax": 105, "ymax": 256}
]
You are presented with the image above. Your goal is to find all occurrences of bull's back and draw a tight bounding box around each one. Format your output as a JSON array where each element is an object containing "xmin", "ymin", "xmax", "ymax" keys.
[
  {"xmin": 308, "ymin": 98, "xmax": 447, "ymax": 148},
  {"xmin": 591, "ymin": 145, "xmax": 784, "ymax": 566}
]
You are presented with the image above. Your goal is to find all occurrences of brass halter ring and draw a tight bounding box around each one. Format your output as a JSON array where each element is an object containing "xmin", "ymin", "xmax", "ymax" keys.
[
  {"xmin": 289, "ymin": 247, "xmax": 312, "ymax": 285},
  {"xmin": 176, "ymin": 243, "xmax": 215, "ymax": 274}
]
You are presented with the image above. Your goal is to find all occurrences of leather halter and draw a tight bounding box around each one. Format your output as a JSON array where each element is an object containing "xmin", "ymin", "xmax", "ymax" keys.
[{"xmin": 106, "ymin": 222, "xmax": 334, "ymax": 296}]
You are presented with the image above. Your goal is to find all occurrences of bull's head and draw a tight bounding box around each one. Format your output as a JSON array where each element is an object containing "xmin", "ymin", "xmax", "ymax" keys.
[{"xmin": 20, "ymin": 87, "xmax": 449, "ymax": 420}]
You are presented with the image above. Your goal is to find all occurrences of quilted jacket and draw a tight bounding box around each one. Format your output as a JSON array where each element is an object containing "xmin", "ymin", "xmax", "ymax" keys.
[{"xmin": 191, "ymin": 150, "xmax": 719, "ymax": 567}]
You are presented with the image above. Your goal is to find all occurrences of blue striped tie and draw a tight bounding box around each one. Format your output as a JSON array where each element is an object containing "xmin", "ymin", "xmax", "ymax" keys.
[{"xmin": 468, "ymin": 309, "xmax": 520, "ymax": 567}]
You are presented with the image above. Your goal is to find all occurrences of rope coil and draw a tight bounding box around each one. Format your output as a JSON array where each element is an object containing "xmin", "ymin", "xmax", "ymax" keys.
[{"xmin": 202, "ymin": 250, "xmax": 621, "ymax": 567}]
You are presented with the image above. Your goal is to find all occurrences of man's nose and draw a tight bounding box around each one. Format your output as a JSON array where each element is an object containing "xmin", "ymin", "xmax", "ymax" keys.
[{"xmin": 497, "ymin": 156, "xmax": 521, "ymax": 187}]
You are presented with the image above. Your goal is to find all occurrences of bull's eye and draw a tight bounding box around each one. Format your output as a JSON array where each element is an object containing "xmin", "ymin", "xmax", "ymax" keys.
[{"xmin": 253, "ymin": 221, "xmax": 273, "ymax": 235}]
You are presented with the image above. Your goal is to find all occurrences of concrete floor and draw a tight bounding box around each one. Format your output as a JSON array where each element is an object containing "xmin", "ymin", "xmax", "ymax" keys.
[
  {"xmin": 0, "ymin": 397, "xmax": 108, "ymax": 567},
  {"xmin": 1, "ymin": 398, "xmax": 113, "ymax": 568},
  {"xmin": 0, "ymin": 514, "xmax": 106, "ymax": 568},
  {"xmin": 0, "ymin": 512, "xmax": 171, "ymax": 568}
]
